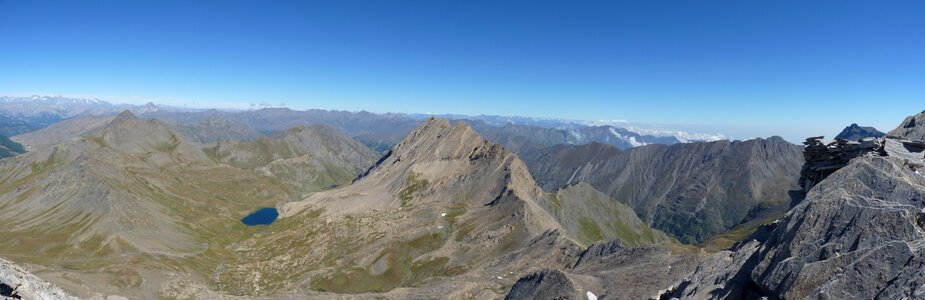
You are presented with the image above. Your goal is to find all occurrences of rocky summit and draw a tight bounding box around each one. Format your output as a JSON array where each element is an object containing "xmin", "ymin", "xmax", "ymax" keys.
[
  {"xmin": 659, "ymin": 110, "xmax": 925, "ymax": 299},
  {"xmin": 889, "ymin": 109, "xmax": 925, "ymax": 141}
]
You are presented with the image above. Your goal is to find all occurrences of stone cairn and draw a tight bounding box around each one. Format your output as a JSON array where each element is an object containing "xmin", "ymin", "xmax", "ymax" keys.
[{"xmin": 799, "ymin": 136, "xmax": 884, "ymax": 192}]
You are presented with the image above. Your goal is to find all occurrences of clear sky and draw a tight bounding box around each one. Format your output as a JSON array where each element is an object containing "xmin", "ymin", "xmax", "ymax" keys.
[{"xmin": 1, "ymin": 0, "xmax": 923, "ymax": 141}]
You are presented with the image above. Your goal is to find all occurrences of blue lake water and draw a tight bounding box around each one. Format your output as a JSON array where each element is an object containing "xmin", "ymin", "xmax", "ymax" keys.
[{"xmin": 241, "ymin": 207, "xmax": 279, "ymax": 226}]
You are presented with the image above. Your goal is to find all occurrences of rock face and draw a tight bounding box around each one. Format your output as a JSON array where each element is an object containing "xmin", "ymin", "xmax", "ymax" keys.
[
  {"xmin": 662, "ymin": 110, "xmax": 925, "ymax": 299},
  {"xmin": 889, "ymin": 109, "xmax": 925, "ymax": 141},
  {"xmin": 524, "ymin": 137, "xmax": 804, "ymax": 243},
  {"xmin": 505, "ymin": 269, "xmax": 581, "ymax": 300},
  {"xmin": 0, "ymin": 257, "xmax": 77, "ymax": 300},
  {"xmin": 834, "ymin": 123, "xmax": 885, "ymax": 141},
  {"xmin": 799, "ymin": 136, "xmax": 884, "ymax": 192},
  {"xmin": 504, "ymin": 238, "xmax": 705, "ymax": 300}
]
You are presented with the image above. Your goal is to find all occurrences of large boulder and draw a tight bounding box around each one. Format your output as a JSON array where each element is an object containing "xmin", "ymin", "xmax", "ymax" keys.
[
  {"xmin": 888, "ymin": 110, "xmax": 925, "ymax": 141},
  {"xmin": 505, "ymin": 269, "xmax": 581, "ymax": 300}
]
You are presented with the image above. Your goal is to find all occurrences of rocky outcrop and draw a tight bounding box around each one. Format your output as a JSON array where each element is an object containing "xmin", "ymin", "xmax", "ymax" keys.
[
  {"xmin": 505, "ymin": 237, "xmax": 704, "ymax": 300},
  {"xmin": 661, "ymin": 110, "xmax": 925, "ymax": 299},
  {"xmin": 834, "ymin": 123, "xmax": 885, "ymax": 141},
  {"xmin": 888, "ymin": 109, "xmax": 925, "ymax": 141},
  {"xmin": 799, "ymin": 136, "xmax": 884, "ymax": 192},
  {"xmin": 505, "ymin": 269, "xmax": 581, "ymax": 300},
  {"xmin": 0, "ymin": 258, "xmax": 77, "ymax": 300}
]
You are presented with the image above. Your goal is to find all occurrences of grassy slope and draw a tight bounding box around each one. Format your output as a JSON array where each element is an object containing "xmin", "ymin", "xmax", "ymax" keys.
[{"xmin": 543, "ymin": 183, "xmax": 671, "ymax": 247}]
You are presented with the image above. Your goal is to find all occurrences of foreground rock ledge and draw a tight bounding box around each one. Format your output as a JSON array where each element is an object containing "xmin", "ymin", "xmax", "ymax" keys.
[{"xmin": 0, "ymin": 258, "xmax": 77, "ymax": 300}]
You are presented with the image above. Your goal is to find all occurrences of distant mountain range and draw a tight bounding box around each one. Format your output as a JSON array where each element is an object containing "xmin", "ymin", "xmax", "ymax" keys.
[
  {"xmin": 834, "ymin": 123, "xmax": 885, "ymax": 141},
  {"xmin": 0, "ymin": 96, "xmax": 726, "ymax": 155}
]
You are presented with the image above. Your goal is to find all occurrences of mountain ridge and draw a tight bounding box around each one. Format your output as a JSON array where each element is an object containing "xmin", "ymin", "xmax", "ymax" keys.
[
  {"xmin": 834, "ymin": 123, "xmax": 885, "ymax": 141},
  {"xmin": 524, "ymin": 136, "xmax": 804, "ymax": 243}
]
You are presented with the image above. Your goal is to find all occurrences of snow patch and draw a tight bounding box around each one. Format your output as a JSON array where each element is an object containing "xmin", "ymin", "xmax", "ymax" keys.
[
  {"xmin": 567, "ymin": 129, "xmax": 584, "ymax": 143},
  {"xmin": 587, "ymin": 291, "xmax": 597, "ymax": 300},
  {"xmin": 624, "ymin": 126, "xmax": 726, "ymax": 142},
  {"xmin": 627, "ymin": 136, "xmax": 647, "ymax": 147},
  {"xmin": 608, "ymin": 127, "xmax": 648, "ymax": 147}
]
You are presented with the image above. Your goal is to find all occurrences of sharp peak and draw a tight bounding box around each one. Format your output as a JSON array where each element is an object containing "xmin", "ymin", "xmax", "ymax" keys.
[
  {"xmin": 103, "ymin": 110, "xmax": 174, "ymax": 133},
  {"xmin": 379, "ymin": 116, "xmax": 507, "ymax": 163}
]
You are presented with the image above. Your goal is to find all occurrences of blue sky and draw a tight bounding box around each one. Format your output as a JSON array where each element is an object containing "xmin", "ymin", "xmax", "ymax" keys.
[{"xmin": 1, "ymin": 0, "xmax": 923, "ymax": 141}]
